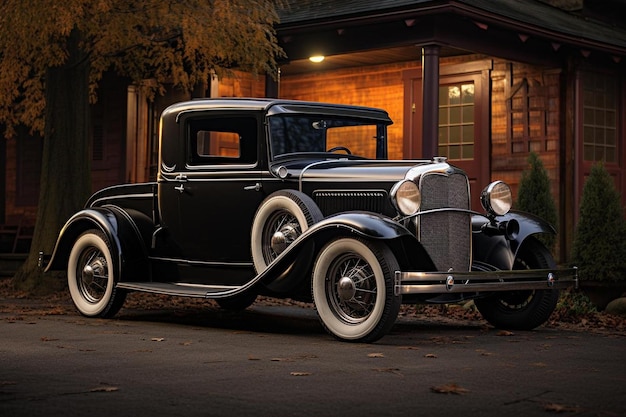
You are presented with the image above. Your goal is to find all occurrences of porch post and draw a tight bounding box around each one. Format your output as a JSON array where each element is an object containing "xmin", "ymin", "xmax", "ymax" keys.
[
  {"xmin": 421, "ymin": 44, "xmax": 440, "ymax": 159},
  {"xmin": 265, "ymin": 68, "xmax": 281, "ymax": 98},
  {"xmin": 0, "ymin": 137, "xmax": 5, "ymax": 223}
]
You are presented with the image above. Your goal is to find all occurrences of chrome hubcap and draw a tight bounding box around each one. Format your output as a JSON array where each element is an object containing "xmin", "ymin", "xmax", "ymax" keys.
[
  {"xmin": 270, "ymin": 224, "xmax": 298, "ymax": 255},
  {"xmin": 337, "ymin": 276, "xmax": 356, "ymax": 301}
]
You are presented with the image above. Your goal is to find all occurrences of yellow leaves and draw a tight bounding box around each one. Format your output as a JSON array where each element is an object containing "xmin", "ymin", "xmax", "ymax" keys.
[{"xmin": 0, "ymin": 0, "xmax": 284, "ymax": 132}]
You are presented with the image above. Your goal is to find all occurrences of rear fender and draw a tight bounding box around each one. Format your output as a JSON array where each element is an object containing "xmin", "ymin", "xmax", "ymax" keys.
[{"xmin": 45, "ymin": 206, "xmax": 152, "ymax": 282}]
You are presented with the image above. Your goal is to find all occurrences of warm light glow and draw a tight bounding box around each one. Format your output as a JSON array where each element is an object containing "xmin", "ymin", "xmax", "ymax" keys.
[{"xmin": 309, "ymin": 55, "xmax": 325, "ymax": 63}]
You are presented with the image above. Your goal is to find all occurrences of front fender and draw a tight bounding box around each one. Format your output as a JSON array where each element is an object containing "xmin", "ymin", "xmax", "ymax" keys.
[
  {"xmin": 500, "ymin": 210, "xmax": 556, "ymax": 255},
  {"xmin": 472, "ymin": 210, "xmax": 556, "ymax": 270},
  {"xmin": 258, "ymin": 212, "xmax": 435, "ymax": 292},
  {"xmin": 310, "ymin": 211, "xmax": 413, "ymax": 239}
]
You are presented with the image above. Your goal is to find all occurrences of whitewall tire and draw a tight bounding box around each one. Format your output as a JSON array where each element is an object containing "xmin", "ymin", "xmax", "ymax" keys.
[
  {"xmin": 251, "ymin": 190, "xmax": 323, "ymax": 273},
  {"xmin": 312, "ymin": 237, "xmax": 401, "ymax": 342},
  {"xmin": 67, "ymin": 230, "xmax": 126, "ymax": 318}
]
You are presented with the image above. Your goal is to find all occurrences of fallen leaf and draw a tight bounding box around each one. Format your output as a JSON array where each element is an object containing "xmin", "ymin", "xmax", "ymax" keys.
[
  {"xmin": 151, "ymin": 337, "xmax": 165, "ymax": 342},
  {"xmin": 543, "ymin": 402, "xmax": 582, "ymax": 413},
  {"xmin": 430, "ymin": 383, "xmax": 470, "ymax": 395},
  {"xmin": 424, "ymin": 353, "xmax": 438, "ymax": 358},
  {"xmin": 497, "ymin": 330, "xmax": 515, "ymax": 336},
  {"xmin": 89, "ymin": 386, "xmax": 119, "ymax": 393},
  {"xmin": 367, "ymin": 353, "xmax": 385, "ymax": 358},
  {"xmin": 247, "ymin": 355, "xmax": 260, "ymax": 361},
  {"xmin": 40, "ymin": 336, "xmax": 59, "ymax": 342},
  {"xmin": 373, "ymin": 368, "xmax": 403, "ymax": 376}
]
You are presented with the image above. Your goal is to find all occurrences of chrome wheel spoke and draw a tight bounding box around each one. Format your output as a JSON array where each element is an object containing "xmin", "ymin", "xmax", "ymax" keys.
[{"xmin": 329, "ymin": 255, "xmax": 377, "ymax": 321}]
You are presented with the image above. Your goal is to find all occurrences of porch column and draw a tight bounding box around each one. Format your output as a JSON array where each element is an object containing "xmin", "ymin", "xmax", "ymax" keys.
[
  {"xmin": 0, "ymin": 137, "xmax": 5, "ymax": 222},
  {"xmin": 265, "ymin": 68, "xmax": 280, "ymax": 98},
  {"xmin": 421, "ymin": 44, "xmax": 440, "ymax": 159}
]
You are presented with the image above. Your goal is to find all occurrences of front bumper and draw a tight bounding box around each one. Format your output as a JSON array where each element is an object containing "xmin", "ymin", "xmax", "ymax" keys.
[{"xmin": 395, "ymin": 267, "xmax": 578, "ymax": 295}]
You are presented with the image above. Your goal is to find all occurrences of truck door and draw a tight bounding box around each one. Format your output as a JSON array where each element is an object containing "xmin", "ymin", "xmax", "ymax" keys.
[{"xmin": 157, "ymin": 113, "xmax": 265, "ymax": 266}]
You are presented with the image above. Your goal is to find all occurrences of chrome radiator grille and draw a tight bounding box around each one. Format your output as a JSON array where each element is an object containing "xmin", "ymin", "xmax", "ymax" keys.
[
  {"xmin": 418, "ymin": 172, "xmax": 471, "ymax": 272},
  {"xmin": 313, "ymin": 190, "xmax": 388, "ymax": 216}
]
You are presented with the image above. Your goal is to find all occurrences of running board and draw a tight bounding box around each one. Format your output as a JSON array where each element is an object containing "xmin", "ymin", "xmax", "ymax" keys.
[{"xmin": 116, "ymin": 282, "xmax": 243, "ymax": 299}]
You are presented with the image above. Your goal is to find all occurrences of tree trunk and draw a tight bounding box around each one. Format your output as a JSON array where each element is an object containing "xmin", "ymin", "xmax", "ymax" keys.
[{"xmin": 13, "ymin": 30, "xmax": 92, "ymax": 294}]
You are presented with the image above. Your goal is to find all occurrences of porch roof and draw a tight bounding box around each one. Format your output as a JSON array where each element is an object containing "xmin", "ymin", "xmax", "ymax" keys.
[{"xmin": 278, "ymin": 0, "xmax": 626, "ymax": 55}]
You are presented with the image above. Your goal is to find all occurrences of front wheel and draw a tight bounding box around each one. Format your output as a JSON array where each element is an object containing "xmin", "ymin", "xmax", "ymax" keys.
[
  {"xmin": 312, "ymin": 237, "xmax": 401, "ymax": 343},
  {"xmin": 475, "ymin": 237, "xmax": 560, "ymax": 330},
  {"xmin": 251, "ymin": 190, "xmax": 323, "ymax": 273},
  {"xmin": 67, "ymin": 230, "xmax": 126, "ymax": 318}
]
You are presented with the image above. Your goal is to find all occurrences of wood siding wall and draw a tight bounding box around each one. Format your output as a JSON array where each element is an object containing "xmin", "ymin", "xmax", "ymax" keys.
[
  {"xmin": 490, "ymin": 61, "xmax": 562, "ymax": 205},
  {"xmin": 281, "ymin": 62, "xmax": 419, "ymax": 160},
  {"xmin": 281, "ymin": 57, "xmax": 564, "ymax": 203}
]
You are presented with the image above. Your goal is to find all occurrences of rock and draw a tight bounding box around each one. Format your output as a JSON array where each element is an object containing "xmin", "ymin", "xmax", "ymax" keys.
[{"xmin": 605, "ymin": 297, "xmax": 626, "ymax": 316}]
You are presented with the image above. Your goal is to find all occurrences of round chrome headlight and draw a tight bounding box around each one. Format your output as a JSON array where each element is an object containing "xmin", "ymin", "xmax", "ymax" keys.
[
  {"xmin": 481, "ymin": 181, "xmax": 512, "ymax": 216},
  {"xmin": 391, "ymin": 180, "xmax": 421, "ymax": 216}
]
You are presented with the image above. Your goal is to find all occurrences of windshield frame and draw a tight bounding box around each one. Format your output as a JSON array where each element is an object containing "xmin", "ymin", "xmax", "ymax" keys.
[{"xmin": 267, "ymin": 113, "xmax": 389, "ymax": 161}]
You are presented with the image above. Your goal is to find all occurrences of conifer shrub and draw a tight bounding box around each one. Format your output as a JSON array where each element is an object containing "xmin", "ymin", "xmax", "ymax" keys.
[
  {"xmin": 516, "ymin": 152, "xmax": 558, "ymax": 251},
  {"xmin": 571, "ymin": 162, "xmax": 626, "ymax": 282}
]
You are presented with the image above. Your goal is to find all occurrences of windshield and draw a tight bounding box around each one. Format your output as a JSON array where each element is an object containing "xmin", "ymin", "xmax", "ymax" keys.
[{"xmin": 268, "ymin": 115, "xmax": 387, "ymax": 160}]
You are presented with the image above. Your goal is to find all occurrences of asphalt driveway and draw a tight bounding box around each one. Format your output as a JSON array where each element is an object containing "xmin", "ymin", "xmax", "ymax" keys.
[{"xmin": 1, "ymin": 296, "xmax": 625, "ymax": 417}]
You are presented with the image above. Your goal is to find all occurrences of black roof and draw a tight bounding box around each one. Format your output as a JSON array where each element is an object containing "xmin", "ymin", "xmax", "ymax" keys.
[
  {"xmin": 278, "ymin": 0, "xmax": 626, "ymax": 54},
  {"xmin": 162, "ymin": 98, "xmax": 392, "ymax": 122}
]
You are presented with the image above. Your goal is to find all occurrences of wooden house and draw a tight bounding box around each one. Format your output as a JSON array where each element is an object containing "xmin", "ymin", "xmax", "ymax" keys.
[{"xmin": 1, "ymin": 0, "xmax": 625, "ymax": 263}]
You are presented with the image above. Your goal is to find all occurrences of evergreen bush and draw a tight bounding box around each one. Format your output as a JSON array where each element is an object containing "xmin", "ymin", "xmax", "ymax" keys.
[
  {"xmin": 516, "ymin": 152, "xmax": 558, "ymax": 250},
  {"xmin": 571, "ymin": 162, "xmax": 626, "ymax": 282}
]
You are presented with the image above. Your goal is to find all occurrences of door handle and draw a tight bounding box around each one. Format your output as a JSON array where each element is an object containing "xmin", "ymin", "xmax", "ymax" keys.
[
  {"xmin": 244, "ymin": 182, "xmax": 262, "ymax": 192},
  {"xmin": 173, "ymin": 174, "xmax": 187, "ymax": 193}
]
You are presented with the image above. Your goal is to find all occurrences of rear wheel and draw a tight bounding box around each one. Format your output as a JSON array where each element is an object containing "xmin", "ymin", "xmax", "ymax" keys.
[
  {"xmin": 312, "ymin": 237, "xmax": 401, "ymax": 343},
  {"xmin": 67, "ymin": 230, "xmax": 126, "ymax": 318},
  {"xmin": 475, "ymin": 237, "xmax": 559, "ymax": 330}
]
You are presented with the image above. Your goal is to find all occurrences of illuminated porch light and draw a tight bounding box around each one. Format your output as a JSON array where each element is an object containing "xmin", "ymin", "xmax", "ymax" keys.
[{"xmin": 309, "ymin": 55, "xmax": 325, "ymax": 63}]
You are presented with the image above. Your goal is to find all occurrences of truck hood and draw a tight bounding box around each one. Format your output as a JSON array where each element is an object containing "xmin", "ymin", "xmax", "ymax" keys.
[{"xmin": 270, "ymin": 157, "xmax": 455, "ymax": 185}]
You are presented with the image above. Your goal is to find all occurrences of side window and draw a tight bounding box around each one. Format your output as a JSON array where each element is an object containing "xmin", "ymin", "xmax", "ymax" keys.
[
  {"xmin": 188, "ymin": 116, "xmax": 257, "ymax": 165},
  {"xmin": 196, "ymin": 131, "xmax": 241, "ymax": 158}
]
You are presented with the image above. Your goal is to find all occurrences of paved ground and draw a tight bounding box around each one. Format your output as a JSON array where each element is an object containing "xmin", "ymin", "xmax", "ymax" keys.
[{"xmin": 1, "ymin": 295, "xmax": 625, "ymax": 417}]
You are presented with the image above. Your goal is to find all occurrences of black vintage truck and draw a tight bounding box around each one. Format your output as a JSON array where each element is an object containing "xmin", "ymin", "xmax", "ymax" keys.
[{"xmin": 43, "ymin": 98, "xmax": 577, "ymax": 342}]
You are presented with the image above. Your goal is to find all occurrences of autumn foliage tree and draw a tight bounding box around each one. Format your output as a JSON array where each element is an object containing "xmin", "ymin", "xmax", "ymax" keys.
[{"xmin": 0, "ymin": 0, "xmax": 284, "ymax": 293}]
